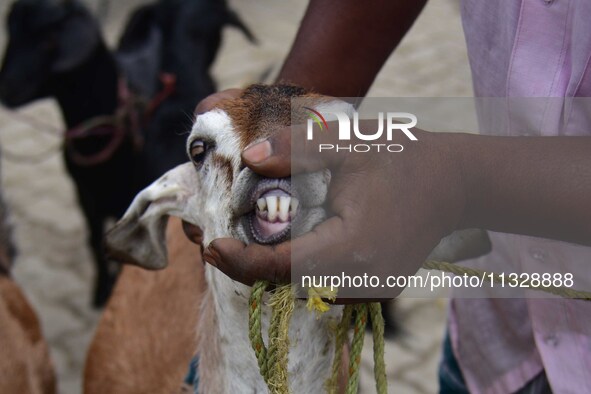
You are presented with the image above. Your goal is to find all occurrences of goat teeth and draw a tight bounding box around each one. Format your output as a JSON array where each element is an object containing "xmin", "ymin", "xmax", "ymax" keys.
[
  {"xmin": 279, "ymin": 196, "xmax": 290, "ymax": 222},
  {"xmin": 290, "ymin": 198, "xmax": 299, "ymax": 216},
  {"xmin": 266, "ymin": 196, "xmax": 278, "ymax": 221},
  {"xmin": 257, "ymin": 198, "xmax": 267, "ymax": 211}
]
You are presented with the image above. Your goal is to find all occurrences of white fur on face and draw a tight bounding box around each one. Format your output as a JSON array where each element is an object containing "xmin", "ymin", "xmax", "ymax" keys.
[{"xmin": 188, "ymin": 109, "xmax": 243, "ymax": 170}]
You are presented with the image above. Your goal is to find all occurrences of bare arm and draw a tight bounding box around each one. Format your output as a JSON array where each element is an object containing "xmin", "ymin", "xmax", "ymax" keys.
[
  {"xmin": 277, "ymin": 0, "xmax": 428, "ymax": 96},
  {"xmin": 459, "ymin": 134, "xmax": 591, "ymax": 246}
]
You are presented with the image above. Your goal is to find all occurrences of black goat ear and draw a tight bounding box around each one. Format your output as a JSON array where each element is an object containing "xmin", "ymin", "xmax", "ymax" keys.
[
  {"xmin": 225, "ymin": 10, "xmax": 257, "ymax": 44},
  {"xmin": 115, "ymin": 5, "xmax": 161, "ymax": 97},
  {"xmin": 52, "ymin": 10, "xmax": 101, "ymax": 73},
  {"xmin": 117, "ymin": 5, "xmax": 157, "ymax": 52}
]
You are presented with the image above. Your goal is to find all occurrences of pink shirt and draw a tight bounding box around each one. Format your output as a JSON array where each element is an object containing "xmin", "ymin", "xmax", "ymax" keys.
[{"xmin": 451, "ymin": 1, "xmax": 591, "ymax": 393}]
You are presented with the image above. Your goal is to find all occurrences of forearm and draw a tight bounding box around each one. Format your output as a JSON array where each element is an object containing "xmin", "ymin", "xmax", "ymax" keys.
[
  {"xmin": 277, "ymin": 0, "xmax": 428, "ymax": 96},
  {"xmin": 454, "ymin": 133, "xmax": 591, "ymax": 246}
]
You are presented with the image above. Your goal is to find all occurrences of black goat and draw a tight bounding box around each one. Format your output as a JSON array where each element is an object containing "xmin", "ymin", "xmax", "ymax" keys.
[
  {"xmin": 118, "ymin": 0, "xmax": 255, "ymax": 182},
  {"xmin": 0, "ymin": 0, "xmax": 253, "ymax": 307}
]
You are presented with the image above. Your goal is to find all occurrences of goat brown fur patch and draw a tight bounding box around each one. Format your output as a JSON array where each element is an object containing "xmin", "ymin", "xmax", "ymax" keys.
[
  {"xmin": 211, "ymin": 153, "xmax": 233, "ymax": 185},
  {"xmin": 217, "ymin": 84, "xmax": 325, "ymax": 150}
]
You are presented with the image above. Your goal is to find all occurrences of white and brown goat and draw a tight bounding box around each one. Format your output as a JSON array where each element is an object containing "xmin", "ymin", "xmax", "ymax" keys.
[
  {"xmin": 105, "ymin": 84, "xmax": 490, "ymax": 393},
  {"xmin": 106, "ymin": 85, "xmax": 343, "ymax": 393}
]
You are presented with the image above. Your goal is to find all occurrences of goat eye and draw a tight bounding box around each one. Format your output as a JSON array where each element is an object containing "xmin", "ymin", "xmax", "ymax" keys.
[{"xmin": 189, "ymin": 140, "xmax": 208, "ymax": 165}]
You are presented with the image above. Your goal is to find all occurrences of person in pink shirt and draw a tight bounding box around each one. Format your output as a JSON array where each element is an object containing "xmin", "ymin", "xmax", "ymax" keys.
[{"xmin": 190, "ymin": 1, "xmax": 591, "ymax": 392}]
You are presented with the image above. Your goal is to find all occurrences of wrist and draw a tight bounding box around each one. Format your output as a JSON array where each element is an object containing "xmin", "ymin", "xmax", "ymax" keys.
[
  {"xmin": 415, "ymin": 130, "xmax": 472, "ymax": 235},
  {"xmin": 449, "ymin": 132, "xmax": 488, "ymax": 231}
]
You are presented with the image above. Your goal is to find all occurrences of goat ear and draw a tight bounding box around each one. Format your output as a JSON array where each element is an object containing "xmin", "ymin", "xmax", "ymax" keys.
[
  {"xmin": 117, "ymin": 4, "xmax": 158, "ymax": 53},
  {"xmin": 105, "ymin": 163, "xmax": 203, "ymax": 270},
  {"xmin": 52, "ymin": 8, "xmax": 101, "ymax": 73},
  {"xmin": 225, "ymin": 9, "xmax": 257, "ymax": 44},
  {"xmin": 115, "ymin": 5, "xmax": 162, "ymax": 97}
]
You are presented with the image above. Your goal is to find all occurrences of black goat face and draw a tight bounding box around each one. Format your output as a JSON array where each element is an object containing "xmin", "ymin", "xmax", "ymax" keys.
[
  {"xmin": 116, "ymin": 0, "xmax": 255, "ymax": 105},
  {"xmin": 171, "ymin": 0, "xmax": 255, "ymax": 67},
  {"xmin": 0, "ymin": 0, "xmax": 100, "ymax": 108},
  {"xmin": 157, "ymin": 0, "xmax": 255, "ymax": 86}
]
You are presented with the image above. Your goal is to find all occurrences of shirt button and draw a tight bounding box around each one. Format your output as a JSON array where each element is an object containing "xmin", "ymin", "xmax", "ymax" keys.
[
  {"xmin": 544, "ymin": 0, "xmax": 554, "ymax": 5},
  {"xmin": 529, "ymin": 247, "xmax": 548, "ymax": 262},
  {"xmin": 544, "ymin": 333, "xmax": 559, "ymax": 346}
]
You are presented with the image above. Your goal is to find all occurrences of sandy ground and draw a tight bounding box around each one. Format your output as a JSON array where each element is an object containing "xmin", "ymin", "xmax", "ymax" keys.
[{"xmin": 0, "ymin": 1, "xmax": 472, "ymax": 393}]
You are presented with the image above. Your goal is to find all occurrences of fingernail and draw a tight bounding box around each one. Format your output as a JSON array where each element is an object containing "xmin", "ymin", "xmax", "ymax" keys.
[
  {"xmin": 203, "ymin": 245, "xmax": 219, "ymax": 267},
  {"xmin": 243, "ymin": 140, "xmax": 271, "ymax": 164}
]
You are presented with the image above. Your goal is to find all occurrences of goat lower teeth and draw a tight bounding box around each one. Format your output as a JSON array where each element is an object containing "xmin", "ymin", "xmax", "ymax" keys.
[
  {"xmin": 278, "ymin": 196, "xmax": 290, "ymax": 222},
  {"xmin": 266, "ymin": 196, "xmax": 278, "ymax": 221},
  {"xmin": 257, "ymin": 198, "xmax": 267, "ymax": 211},
  {"xmin": 257, "ymin": 195, "xmax": 299, "ymax": 222}
]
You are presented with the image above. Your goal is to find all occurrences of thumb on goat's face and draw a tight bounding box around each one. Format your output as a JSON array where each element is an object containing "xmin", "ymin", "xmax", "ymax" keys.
[
  {"xmin": 242, "ymin": 130, "xmax": 291, "ymax": 178},
  {"xmin": 242, "ymin": 124, "xmax": 343, "ymax": 178}
]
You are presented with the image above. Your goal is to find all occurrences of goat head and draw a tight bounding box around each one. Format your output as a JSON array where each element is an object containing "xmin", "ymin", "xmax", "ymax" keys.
[
  {"xmin": 0, "ymin": 0, "xmax": 100, "ymax": 107},
  {"xmin": 106, "ymin": 84, "xmax": 332, "ymax": 269}
]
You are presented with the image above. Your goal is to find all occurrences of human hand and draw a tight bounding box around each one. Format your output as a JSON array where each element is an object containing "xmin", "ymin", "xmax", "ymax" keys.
[{"xmin": 198, "ymin": 123, "xmax": 468, "ymax": 298}]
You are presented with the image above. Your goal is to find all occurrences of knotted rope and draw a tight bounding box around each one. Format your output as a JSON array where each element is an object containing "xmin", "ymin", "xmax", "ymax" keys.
[
  {"xmin": 249, "ymin": 281, "xmax": 297, "ymax": 394},
  {"xmin": 248, "ymin": 260, "xmax": 591, "ymax": 394},
  {"xmin": 248, "ymin": 282, "xmax": 387, "ymax": 394}
]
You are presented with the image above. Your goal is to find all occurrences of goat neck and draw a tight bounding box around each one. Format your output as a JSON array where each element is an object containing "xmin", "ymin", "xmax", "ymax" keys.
[{"xmin": 199, "ymin": 267, "xmax": 342, "ymax": 393}]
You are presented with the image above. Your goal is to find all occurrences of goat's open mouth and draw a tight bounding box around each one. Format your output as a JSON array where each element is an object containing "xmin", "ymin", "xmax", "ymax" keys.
[{"xmin": 249, "ymin": 184, "xmax": 298, "ymax": 244}]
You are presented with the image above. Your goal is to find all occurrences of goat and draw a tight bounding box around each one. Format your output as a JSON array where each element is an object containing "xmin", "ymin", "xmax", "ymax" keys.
[
  {"xmin": 0, "ymin": 0, "xmax": 253, "ymax": 306},
  {"xmin": 105, "ymin": 84, "xmax": 491, "ymax": 392},
  {"xmin": 119, "ymin": 0, "xmax": 255, "ymax": 184},
  {"xmin": 0, "ymin": 160, "xmax": 56, "ymax": 394},
  {"xmin": 83, "ymin": 217, "xmax": 203, "ymax": 394}
]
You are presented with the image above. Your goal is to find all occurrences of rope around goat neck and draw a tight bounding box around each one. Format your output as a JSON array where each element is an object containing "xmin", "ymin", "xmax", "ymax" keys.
[
  {"xmin": 248, "ymin": 260, "xmax": 591, "ymax": 394},
  {"xmin": 248, "ymin": 282, "xmax": 387, "ymax": 394}
]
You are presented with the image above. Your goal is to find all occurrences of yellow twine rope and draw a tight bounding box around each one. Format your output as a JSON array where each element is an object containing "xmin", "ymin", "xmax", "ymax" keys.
[
  {"xmin": 346, "ymin": 304, "xmax": 368, "ymax": 393},
  {"xmin": 248, "ymin": 260, "xmax": 591, "ymax": 394}
]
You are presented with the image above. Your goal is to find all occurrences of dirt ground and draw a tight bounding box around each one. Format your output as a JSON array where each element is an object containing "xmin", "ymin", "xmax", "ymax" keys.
[{"xmin": 0, "ymin": 1, "xmax": 472, "ymax": 393}]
